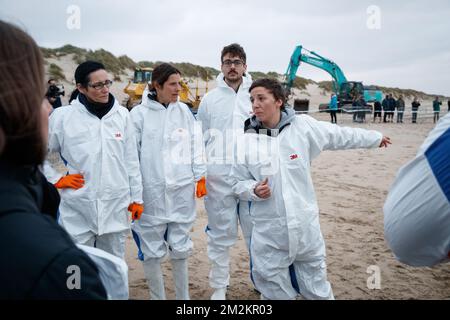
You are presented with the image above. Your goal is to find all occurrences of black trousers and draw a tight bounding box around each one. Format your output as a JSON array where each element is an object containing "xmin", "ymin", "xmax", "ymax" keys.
[
  {"xmin": 374, "ymin": 111, "xmax": 382, "ymax": 120},
  {"xmin": 434, "ymin": 111, "xmax": 440, "ymax": 123},
  {"xmin": 412, "ymin": 108, "xmax": 418, "ymax": 123},
  {"xmin": 330, "ymin": 110, "xmax": 337, "ymax": 123},
  {"xmin": 397, "ymin": 111, "xmax": 404, "ymax": 122}
]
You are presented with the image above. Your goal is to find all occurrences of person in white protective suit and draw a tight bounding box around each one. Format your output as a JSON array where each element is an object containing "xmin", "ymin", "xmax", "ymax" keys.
[
  {"xmin": 384, "ymin": 112, "xmax": 450, "ymax": 267},
  {"xmin": 130, "ymin": 63, "xmax": 207, "ymax": 300},
  {"xmin": 44, "ymin": 61, "xmax": 144, "ymax": 259},
  {"xmin": 197, "ymin": 43, "xmax": 255, "ymax": 300},
  {"xmin": 231, "ymin": 78, "xmax": 392, "ymax": 300}
]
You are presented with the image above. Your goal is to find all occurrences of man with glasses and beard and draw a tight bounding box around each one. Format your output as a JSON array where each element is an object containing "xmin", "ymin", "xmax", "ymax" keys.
[
  {"xmin": 197, "ymin": 43, "xmax": 254, "ymax": 300},
  {"xmin": 44, "ymin": 61, "xmax": 143, "ymax": 260}
]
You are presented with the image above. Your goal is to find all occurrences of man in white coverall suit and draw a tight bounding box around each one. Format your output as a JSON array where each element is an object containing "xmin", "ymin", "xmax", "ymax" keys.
[{"xmin": 197, "ymin": 43, "xmax": 254, "ymax": 300}]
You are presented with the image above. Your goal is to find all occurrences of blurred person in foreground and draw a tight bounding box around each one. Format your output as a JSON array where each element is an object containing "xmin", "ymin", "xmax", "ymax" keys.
[
  {"xmin": 384, "ymin": 112, "xmax": 450, "ymax": 267},
  {"xmin": 0, "ymin": 20, "xmax": 107, "ymax": 300}
]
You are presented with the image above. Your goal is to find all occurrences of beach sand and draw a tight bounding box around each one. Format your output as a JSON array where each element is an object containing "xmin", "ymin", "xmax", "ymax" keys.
[
  {"xmin": 47, "ymin": 57, "xmax": 449, "ymax": 299},
  {"xmin": 125, "ymin": 112, "xmax": 450, "ymax": 300}
]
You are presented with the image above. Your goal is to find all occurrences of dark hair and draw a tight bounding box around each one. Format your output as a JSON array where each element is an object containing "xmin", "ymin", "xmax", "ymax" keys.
[
  {"xmin": 151, "ymin": 63, "xmax": 181, "ymax": 88},
  {"xmin": 249, "ymin": 78, "xmax": 286, "ymax": 109},
  {"xmin": 47, "ymin": 78, "xmax": 56, "ymax": 84},
  {"xmin": 74, "ymin": 60, "xmax": 105, "ymax": 87},
  {"xmin": 221, "ymin": 43, "xmax": 246, "ymax": 64},
  {"xmin": 0, "ymin": 20, "xmax": 46, "ymax": 165}
]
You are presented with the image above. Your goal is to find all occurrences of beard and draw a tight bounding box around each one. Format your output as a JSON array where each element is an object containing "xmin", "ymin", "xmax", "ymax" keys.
[{"xmin": 224, "ymin": 72, "xmax": 242, "ymax": 84}]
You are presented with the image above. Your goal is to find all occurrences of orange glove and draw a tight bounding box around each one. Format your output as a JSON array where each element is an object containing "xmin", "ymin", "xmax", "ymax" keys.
[
  {"xmin": 128, "ymin": 202, "xmax": 144, "ymax": 220},
  {"xmin": 54, "ymin": 174, "xmax": 85, "ymax": 189},
  {"xmin": 196, "ymin": 177, "xmax": 207, "ymax": 198}
]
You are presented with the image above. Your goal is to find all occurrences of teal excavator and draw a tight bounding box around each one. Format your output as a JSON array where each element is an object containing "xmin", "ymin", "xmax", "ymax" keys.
[{"xmin": 284, "ymin": 45, "xmax": 382, "ymax": 111}]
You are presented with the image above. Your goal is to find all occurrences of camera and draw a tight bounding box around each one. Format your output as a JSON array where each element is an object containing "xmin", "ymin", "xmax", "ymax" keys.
[{"xmin": 45, "ymin": 84, "xmax": 65, "ymax": 98}]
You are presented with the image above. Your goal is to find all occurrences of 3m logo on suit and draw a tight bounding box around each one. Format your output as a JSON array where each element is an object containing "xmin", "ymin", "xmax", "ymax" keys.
[{"xmin": 290, "ymin": 154, "xmax": 299, "ymax": 160}]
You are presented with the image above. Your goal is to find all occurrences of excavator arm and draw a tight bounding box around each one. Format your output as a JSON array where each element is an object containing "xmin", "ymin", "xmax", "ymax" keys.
[
  {"xmin": 284, "ymin": 45, "xmax": 348, "ymax": 95},
  {"xmin": 284, "ymin": 44, "xmax": 384, "ymax": 110}
]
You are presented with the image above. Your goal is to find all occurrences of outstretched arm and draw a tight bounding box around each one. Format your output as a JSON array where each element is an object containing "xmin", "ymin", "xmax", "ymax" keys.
[{"xmin": 303, "ymin": 116, "xmax": 388, "ymax": 159}]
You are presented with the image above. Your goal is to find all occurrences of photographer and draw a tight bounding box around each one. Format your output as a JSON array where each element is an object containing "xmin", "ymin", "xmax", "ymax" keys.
[{"xmin": 45, "ymin": 79, "xmax": 64, "ymax": 109}]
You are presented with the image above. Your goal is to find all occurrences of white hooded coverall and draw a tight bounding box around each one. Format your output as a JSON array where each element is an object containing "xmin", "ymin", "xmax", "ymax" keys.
[
  {"xmin": 129, "ymin": 94, "xmax": 206, "ymax": 300},
  {"xmin": 231, "ymin": 115, "xmax": 383, "ymax": 300},
  {"xmin": 197, "ymin": 73, "xmax": 254, "ymax": 290},
  {"xmin": 45, "ymin": 98, "xmax": 143, "ymax": 259},
  {"xmin": 384, "ymin": 113, "xmax": 450, "ymax": 267},
  {"xmin": 129, "ymin": 96, "xmax": 206, "ymax": 261}
]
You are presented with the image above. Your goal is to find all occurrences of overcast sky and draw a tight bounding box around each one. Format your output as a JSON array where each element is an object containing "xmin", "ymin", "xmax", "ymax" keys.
[{"xmin": 1, "ymin": 0, "xmax": 449, "ymax": 96}]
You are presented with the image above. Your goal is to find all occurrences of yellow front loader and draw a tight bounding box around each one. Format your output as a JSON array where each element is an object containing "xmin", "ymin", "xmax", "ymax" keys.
[
  {"xmin": 123, "ymin": 67, "xmax": 153, "ymax": 110},
  {"xmin": 124, "ymin": 67, "xmax": 208, "ymax": 113},
  {"xmin": 179, "ymin": 78, "xmax": 208, "ymax": 114}
]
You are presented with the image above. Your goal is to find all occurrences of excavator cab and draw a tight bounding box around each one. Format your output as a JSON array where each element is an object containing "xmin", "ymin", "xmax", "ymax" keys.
[
  {"xmin": 339, "ymin": 81, "xmax": 364, "ymax": 105},
  {"xmin": 123, "ymin": 67, "xmax": 153, "ymax": 110},
  {"xmin": 134, "ymin": 68, "xmax": 152, "ymax": 83}
]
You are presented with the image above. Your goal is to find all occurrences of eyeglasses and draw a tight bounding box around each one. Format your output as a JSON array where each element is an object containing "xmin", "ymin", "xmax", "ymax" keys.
[
  {"xmin": 222, "ymin": 59, "xmax": 244, "ymax": 67},
  {"xmin": 88, "ymin": 80, "xmax": 113, "ymax": 90}
]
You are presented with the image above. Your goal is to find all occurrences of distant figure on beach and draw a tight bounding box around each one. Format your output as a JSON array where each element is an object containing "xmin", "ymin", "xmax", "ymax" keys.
[
  {"xmin": 433, "ymin": 96, "xmax": 442, "ymax": 123},
  {"xmin": 373, "ymin": 99, "xmax": 382, "ymax": 123},
  {"xmin": 396, "ymin": 95, "xmax": 405, "ymax": 123},
  {"xmin": 411, "ymin": 98, "xmax": 421, "ymax": 123},
  {"xmin": 329, "ymin": 93, "xmax": 338, "ymax": 124}
]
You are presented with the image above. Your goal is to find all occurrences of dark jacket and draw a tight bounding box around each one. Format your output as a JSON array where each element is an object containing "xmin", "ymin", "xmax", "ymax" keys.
[
  {"xmin": 412, "ymin": 101, "xmax": 421, "ymax": 110},
  {"xmin": 374, "ymin": 101, "xmax": 382, "ymax": 111},
  {"xmin": 388, "ymin": 97, "xmax": 396, "ymax": 111},
  {"xmin": 396, "ymin": 99, "xmax": 405, "ymax": 111},
  {"xmin": 433, "ymin": 100, "xmax": 442, "ymax": 112},
  {"xmin": 382, "ymin": 98, "xmax": 389, "ymax": 111},
  {"xmin": 51, "ymin": 97, "xmax": 62, "ymax": 109},
  {"xmin": 0, "ymin": 161, "xmax": 107, "ymax": 300}
]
